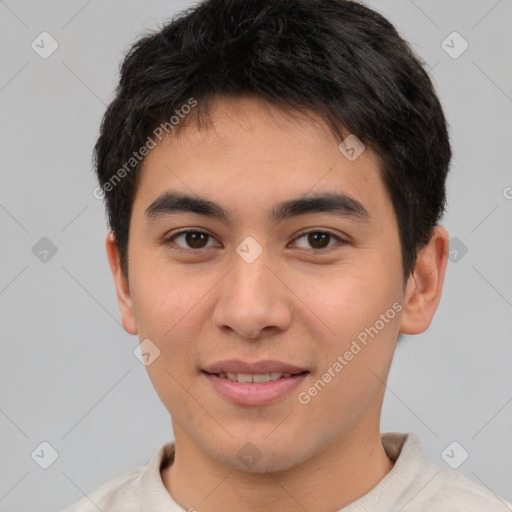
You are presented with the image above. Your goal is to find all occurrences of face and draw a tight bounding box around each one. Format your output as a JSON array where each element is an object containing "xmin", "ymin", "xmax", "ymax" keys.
[{"xmin": 109, "ymin": 96, "xmax": 426, "ymax": 472}]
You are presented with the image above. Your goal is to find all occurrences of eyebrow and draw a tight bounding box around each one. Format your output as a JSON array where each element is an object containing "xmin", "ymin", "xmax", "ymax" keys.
[{"xmin": 145, "ymin": 190, "xmax": 370, "ymax": 223}]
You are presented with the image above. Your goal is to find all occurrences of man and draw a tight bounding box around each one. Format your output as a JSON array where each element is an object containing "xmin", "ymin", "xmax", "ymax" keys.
[{"xmin": 61, "ymin": 0, "xmax": 511, "ymax": 510}]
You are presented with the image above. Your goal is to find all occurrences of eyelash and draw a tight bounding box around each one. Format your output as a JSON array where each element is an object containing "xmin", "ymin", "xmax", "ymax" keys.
[{"xmin": 164, "ymin": 229, "xmax": 346, "ymax": 253}]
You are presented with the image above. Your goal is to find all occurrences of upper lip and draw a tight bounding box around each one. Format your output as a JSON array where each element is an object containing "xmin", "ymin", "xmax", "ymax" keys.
[{"xmin": 203, "ymin": 359, "xmax": 308, "ymax": 375}]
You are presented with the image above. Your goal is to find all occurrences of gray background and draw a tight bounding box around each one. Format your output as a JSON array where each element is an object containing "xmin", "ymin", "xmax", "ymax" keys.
[{"xmin": 1, "ymin": 1, "xmax": 511, "ymax": 510}]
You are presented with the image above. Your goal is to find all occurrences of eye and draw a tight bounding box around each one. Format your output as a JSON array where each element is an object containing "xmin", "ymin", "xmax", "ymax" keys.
[
  {"xmin": 291, "ymin": 230, "xmax": 344, "ymax": 251},
  {"xmin": 165, "ymin": 230, "xmax": 220, "ymax": 250},
  {"xmin": 164, "ymin": 229, "xmax": 346, "ymax": 252}
]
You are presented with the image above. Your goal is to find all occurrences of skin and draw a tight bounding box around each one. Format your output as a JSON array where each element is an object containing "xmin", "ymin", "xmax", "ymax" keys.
[{"xmin": 106, "ymin": 95, "xmax": 449, "ymax": 512}]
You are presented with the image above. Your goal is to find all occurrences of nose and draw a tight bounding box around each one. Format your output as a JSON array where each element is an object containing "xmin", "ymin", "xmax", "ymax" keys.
[{"xmin": 212, "ymin": 250, "xmax": 292, "ymax": 340}]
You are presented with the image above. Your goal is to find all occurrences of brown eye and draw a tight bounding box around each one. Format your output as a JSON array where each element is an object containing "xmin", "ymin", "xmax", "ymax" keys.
[
  {"xmin": 167, "ymin": 230, "xmax": 218, "ymax": 250},
  {"xmin": 307, "ymin": 232, "xmax": 331, "ymax": 249},
  {"xmin": 184, "ymin": 231, "xmax": 208, "ymax": 249},
  {"xmin": 292, "ymin": 230, "xmax": 343, "ymax": 251}
]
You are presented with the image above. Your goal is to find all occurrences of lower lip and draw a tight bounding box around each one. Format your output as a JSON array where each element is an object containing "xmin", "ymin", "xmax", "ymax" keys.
[{"xmin": 203, "ymin": 371, "xmax": 308, "ymax": 406}]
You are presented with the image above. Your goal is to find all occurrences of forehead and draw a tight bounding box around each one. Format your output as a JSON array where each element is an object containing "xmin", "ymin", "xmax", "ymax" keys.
[{"xmin": 133, "ymin": 96, "xmax": 389, "ymax": 222}]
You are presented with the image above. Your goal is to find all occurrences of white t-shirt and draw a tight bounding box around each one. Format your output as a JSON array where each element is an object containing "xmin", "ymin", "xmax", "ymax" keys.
[{"xmin": 59, "ymin": 432, "xmax": 511, "ymax": 511}]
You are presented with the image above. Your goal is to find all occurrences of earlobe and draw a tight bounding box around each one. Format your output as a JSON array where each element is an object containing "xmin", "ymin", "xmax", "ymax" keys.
[
  {"xmin": 398, "ymin": 225, "xmax": 449, "ymax": 335},
  {"xmin": 105, "ymin": 232, "xmax": 138, "ymax": 335}
]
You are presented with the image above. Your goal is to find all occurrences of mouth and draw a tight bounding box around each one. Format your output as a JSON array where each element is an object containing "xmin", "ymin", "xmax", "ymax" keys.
[
  {"xmin": 202, "ymin": 370, "xmax": 309, "ymax": 383},
  {"xmin": 200, "ymin": 361, "xmax": 310, "ymax": 406}
]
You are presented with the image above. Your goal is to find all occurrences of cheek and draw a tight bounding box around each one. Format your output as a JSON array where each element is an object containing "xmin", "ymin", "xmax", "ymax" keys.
[
  {"xmin": 293, "ymin": 259, "xmax": 400, "ymax": 338},
  {"xmin": 293, "ymin": 263, "xmax": 400, "ymax": 396},
  {"xmin": 130, "ymin": 260, "xmax": 202, "ymax": 410},
  {"xmin": 129, "ymin": 255, "xmax": 194, "ymax": 335},
  {"xmin": 128, "ymin": 256, "xmax": 221, "ymax": 376},
  {"xmin": 296, "ymin": 300, "xmax": 399, "ymax": 432}
]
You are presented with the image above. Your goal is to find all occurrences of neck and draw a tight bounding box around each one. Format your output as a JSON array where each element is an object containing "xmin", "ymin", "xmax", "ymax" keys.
[{"xmin": 162, "ymin": 424, "xmax": 394, "ymax": 512}]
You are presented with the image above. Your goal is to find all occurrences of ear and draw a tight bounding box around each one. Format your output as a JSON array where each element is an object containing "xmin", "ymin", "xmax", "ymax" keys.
[
  {"xmin": 105, "ymin": 232, "xmax": 138, "ymax": 335},
  {"xmin": 398, "ymin": 225, "xmax": 449, "ymax": 335}
]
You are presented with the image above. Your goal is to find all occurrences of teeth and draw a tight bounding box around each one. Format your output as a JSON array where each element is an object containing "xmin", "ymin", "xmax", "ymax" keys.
[
  {"xmin": 252, "ymin": 373, "xmax": 270, "ymax": 383},
  {"xmin": 218, "ymin": 372, "xmax": 294, "ymax": 383}
]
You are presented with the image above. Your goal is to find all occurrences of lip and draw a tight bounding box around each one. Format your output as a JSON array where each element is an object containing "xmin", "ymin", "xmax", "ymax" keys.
[
  {"xmin": 203, "ymin": 371, "xmax": 309, "ymax": 406},
  {"xmin": 203, "ymin": 359, "xmax": 307, "ymax": 375}
]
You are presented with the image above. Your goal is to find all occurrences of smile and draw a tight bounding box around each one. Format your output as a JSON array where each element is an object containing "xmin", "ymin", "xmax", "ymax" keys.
[
  {"xmin": 202, "ymin": 370, "xmax": 309, "ymax": 406},
  {"xmin": 208, "ymin": 371, "xmax": 303, "ymax": 383}
]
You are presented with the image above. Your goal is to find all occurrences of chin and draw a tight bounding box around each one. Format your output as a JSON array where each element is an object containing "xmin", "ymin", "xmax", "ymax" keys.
[{"xmin": 204, "ymin": 436, "xmax": 310, "ymax": 474}]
